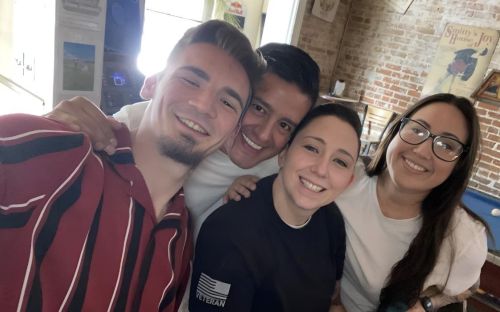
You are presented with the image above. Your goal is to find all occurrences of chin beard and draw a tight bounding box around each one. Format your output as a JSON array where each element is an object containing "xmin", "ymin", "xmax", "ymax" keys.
[{"xmin": 157, "ymin": 135, "xmax": 204, "ymax": 167}]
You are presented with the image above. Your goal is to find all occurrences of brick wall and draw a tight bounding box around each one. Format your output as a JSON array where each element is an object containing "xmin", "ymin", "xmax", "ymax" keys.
[
  {"xmin": 298, "ymin": 0, "xmax": 500, "ymax": 197},
  {"xmin": 297, "ymin": 0, "xmax": 351, "ymax": 92}
]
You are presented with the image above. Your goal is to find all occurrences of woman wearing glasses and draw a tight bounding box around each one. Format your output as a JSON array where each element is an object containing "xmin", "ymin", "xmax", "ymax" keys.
[{"xmin": 335, "ymin": 93, "xmax": 488, "ymax": 311}]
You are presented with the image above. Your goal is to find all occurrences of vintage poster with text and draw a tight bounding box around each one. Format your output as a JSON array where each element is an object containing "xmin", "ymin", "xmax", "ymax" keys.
[{"xmin": 422, "ymin": 23, "xmax": 499, "ymax": 98}]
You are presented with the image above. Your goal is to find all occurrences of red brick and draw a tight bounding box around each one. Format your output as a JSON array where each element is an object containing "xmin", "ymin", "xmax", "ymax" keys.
[
  {"xmin": 376, "ymin": 68, "xmax": 392, "ymax": 75},
  {"xmin": 473, "ymin": 175, "xmax": 491, "ymax": 185},
  {"xmin": 408, "ymin": 90, "xmax": 421, "ymax": 97},
  {"xmin": 394, "ymin": 93, "xmax": 411, "ymax": 102},
  {"xmin": 487, "ymin": 111, "xmax": 500, "ymax": 119},
  {"xmin": 486, "ymin": 133, "xmax": 500, "ymax": 142},
  {"xmin": 416, "ymin": 26, "xmax": 435, "ymax": 35},
  {"xmin": 386, "ymin": 64, "xmax": 402, "ymax": 71},
  {"xmin": 476, "ymin": 101, "xmax": 500, "ymax": 111},
  {"xmin": 479, "ymin": 117, "xmax": 493, "ymax": 125},
  {"xmin": 483, "ymin": 148, "xmax": 500, "ymax": 159},
  {"xmin": 467, "ymin": 3, "xmax": 485, "ymax": 10},
  {"xmin": 390, "ymin": 85, "xmax": 405, "ymax": 93}
]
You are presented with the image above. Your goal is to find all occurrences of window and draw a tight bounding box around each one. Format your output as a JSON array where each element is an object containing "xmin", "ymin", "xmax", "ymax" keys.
[{"xmin": 137, "ymin": 0, "xmax": 205, "ymax": 76}]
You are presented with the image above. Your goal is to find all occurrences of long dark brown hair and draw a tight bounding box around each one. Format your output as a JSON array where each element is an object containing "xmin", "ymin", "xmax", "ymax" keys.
[{"xmin": 368, "ymin": 93, "xmax": 488, "ymax": 309}]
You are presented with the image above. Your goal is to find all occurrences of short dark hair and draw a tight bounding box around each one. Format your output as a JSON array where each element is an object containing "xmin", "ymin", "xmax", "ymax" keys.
[
  {"xmin": 289, "ymin": 104, "xmax": 362, "ymax": 154},
  {"xmin": 258, "ymin": 43, "xmax": 320, "ymax": 107},
  {"xmin": 169, "ymin": 20, "xmax": 266, "ymax": 99}
]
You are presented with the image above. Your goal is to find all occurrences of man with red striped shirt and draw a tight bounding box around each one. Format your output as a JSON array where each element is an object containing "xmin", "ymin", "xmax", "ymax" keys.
[{"xmin": 0, "ymin": 20, "xmax": 263, "ymax": 311}]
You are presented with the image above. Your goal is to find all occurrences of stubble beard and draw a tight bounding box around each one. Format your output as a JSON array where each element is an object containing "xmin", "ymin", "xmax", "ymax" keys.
[{"xmin": 157, "ymin": 134, "xmax": 204, "ymax": 167}]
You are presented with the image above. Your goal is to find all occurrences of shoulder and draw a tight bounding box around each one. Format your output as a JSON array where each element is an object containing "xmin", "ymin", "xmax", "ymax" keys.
[
  {"xmin": 449, "ymin": 207, "xmax": 487, "ymax": 250},
  {"xmin": 204, "ymin": 194, "xmax": 265, "ymax": 229},
  {"xmin": 202, "ymin": 178, "xmax": 273, "ymax": 235},
  {"xmin": 428, "ymin": 207, "xmax": 488, "ymax": 295},
  {"xmin": 321, "ymin": 202, "xmax": 345, "ymax": 226},
  {"xmin": 0, "ymin": 114, "xmax": 90, "ymax": 155},
  {"xmin": 113, "ymin": 101, "xmax": 149, "ymax": 128},
  {"xmin": 339, "ymin": 161, "xmax": 370, "ymax": 196},
  {"xmin": 335, "ymin": 161, "xmax": 374, "ymax": 212},
  {"xmin": 439, "ymin": 207, "xmax": 488, "ymax": 268},
  {"xmin": 317, "ymin": 202, "xmax": 346, "ymax": 244},
  {"xmin": 1, "ymin": 114, "xmax": 95, "ymax": 204},
  {"xmin": 1, "ymin": 113, "xmax": 75, "ymax": 136}
]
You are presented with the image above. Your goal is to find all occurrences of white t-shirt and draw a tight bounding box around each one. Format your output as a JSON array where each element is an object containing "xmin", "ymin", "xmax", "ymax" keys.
[
  {"xmin": 114, "ymin": 102, "xmax": 279, "ymax": 237},
  {"xmin": 335, "ymin": 163, "xmax": 488, "ymax": 312}
]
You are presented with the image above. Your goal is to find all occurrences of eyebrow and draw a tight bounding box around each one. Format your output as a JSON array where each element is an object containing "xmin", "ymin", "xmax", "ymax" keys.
[
  {"xmin": 181, "ymin": 66, "xmax": 244, "ymax": 109},
  {"xmin": 253, "ymin": 97, "xmax": 300, "ymax": 127},
  {"xmin": 180, "ymin": 66, "xmax": 209, "ymax": 81},
  {"xmin": 415, "ymin": 119, "xmax": 461, "ymax": 141},
  {"xmin": 224, "ymin": 88, "xmax": 244, "ymax": 109},
  {"xmin": 304, "ymin": 136, "xmax": 355, "ymax": 161}
]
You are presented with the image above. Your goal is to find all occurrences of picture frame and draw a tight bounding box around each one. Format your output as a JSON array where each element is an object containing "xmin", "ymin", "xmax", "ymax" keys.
[
  {"xmin": 421, "ymin": 24, "xmax": 499, "ymax": 99},
  {"xmin": 312, "ymin": 0, "xmax": 340, "ymax": 23},
  {"xmin": 471, "ymin": 69, "xmax": 500, "ymax": 105}
]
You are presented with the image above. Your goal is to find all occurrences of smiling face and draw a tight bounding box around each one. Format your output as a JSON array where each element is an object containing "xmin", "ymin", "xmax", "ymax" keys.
[
  {"xmin": 385, "ymin": 102, "xmax": 468, "ymax": 195},
  {"xmin": 222, "ymin": 72, "xmax": 312, "ymax": 169},
  {"xmin": 145, "ymin": 43, "xmax": 250, "ymax": 167},
  {"xmin": 274, "ymin": 115, "xmax": 358, "ymax": 224}
]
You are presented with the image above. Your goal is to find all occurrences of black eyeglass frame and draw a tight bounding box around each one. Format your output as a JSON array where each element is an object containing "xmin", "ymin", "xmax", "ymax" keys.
[{"xmin": 398, "ymin": 118, "xmax": 469, "ymax": 162}]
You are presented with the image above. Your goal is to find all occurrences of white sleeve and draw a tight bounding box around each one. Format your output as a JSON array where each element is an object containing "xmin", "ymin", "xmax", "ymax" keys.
[
  {"xmin": 442, "ymin": 224, "xmax": 487, "ymax": 295},
  {"xmin": 424, "ymin": 209, "xmax": 488, "ymax": 296},
  {"xmin": 113, "ymin": 105, "xmax": 131, "ymax": 126},
  {"xmin": 112, "ymin": 101, "xmax": 149, "ymax": 129}
]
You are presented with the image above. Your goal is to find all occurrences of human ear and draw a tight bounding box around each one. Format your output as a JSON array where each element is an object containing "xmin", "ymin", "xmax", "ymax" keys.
[{"xmin": 139, "ymin": 74, "xmax": 159, "ymax": 100}]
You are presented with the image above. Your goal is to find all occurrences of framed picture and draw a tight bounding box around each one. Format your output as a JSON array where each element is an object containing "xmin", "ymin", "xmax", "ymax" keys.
[
  {"xmin": 421, "ymin": 23, "xmax": 499, "ymax": 99},
  {"xmin": 312, "ymin": 0, "xmax": 340, "ymax": 23},
  {"xmin": 471, "ymin": 70, "xmax": 500, "ymax": 105}
]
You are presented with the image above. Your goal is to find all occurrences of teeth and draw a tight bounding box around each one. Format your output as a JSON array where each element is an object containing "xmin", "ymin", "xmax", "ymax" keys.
[
  {"xmin": 300, "ymin": 177, "xmax": 324, "ymax": 192},
  {"xmin": 404, "ymin": 158, "xmax": 426, "ymax": 172},
  {"xmin": 242, "ymin": 133, "xmax": 262, "ymax": 150},
  {"xmin": 179, "ymin": 117, "xmax": 207, "ymax": 134}
]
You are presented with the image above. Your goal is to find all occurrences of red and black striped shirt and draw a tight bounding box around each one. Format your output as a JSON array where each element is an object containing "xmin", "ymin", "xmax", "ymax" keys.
[{"xmin": 0, "ymin": 114, "xmax": 192, "ymax": 311}]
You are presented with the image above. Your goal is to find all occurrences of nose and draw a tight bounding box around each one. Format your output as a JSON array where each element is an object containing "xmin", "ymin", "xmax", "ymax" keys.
[
  {"xmin": 189, "ymin": 91, "xmax": 217, "ymax": 118},
  {"xmin": 254, "ymin": 117, "xmax": 274, "ymax": 143},
  {"xmin": 412, "ymin": 137, "xmax": 433, "ymax": 159},
  {"xmin": 311, "ymin": 154, "xmax": 329, "ymax": 177}
]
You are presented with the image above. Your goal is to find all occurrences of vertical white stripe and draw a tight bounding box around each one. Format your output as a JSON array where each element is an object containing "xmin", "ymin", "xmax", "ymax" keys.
[
  {"xmin": 107, "ymin": 194, "xmax": 134, "ymax": 312},
  {"xmin": 16, "ymin": 145, "xmax": 92, "ymax": 312},
  {"xmin": 158, "ymin": 213, "xmax": 188, "ymax": 309},
  {"xmin": 58, "ymin": 233, "xmax": 89, "ymax": 311},
  {"xmin": 158, "ymin": 230, "xmax": 178, "ymax": 309},
  {"xmin": 59, "ymin": 152, "xmax": 104, "ymax": 310}
]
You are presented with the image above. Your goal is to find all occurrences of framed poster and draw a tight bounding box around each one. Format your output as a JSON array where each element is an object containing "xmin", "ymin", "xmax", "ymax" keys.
[
  {"xmin": 223, "ymin": 1, "xmax": 246, "ymax": 29},
  {"xmin": 471, "ymin": 70, "xmax": 500, "ymax": 106},
  {"xmin": 312, "ymin": 0, "xmax": 340, "ymax": 23},
  {"xmin": 422, "ymin": 23, "xmax": 499, "ymax": 99},
  {"xmin": 63, "ymin": 42, "xmax": 95, "ymax": 91}
]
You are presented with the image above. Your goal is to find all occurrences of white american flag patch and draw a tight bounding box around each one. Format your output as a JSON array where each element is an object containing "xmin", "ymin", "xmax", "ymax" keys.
[{"xmin": 195, "ymin": 273, "xmax": 231, "ymax": 307}]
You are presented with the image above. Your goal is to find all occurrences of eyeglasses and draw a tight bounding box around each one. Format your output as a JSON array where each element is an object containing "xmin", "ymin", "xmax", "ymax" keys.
[{"xmin": 398, "ymin": 118, "xmax": 468, "ymax": 162}]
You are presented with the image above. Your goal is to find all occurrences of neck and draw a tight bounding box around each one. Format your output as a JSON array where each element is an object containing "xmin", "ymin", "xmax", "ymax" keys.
[
  {"xmin": 272, "ymin": 175, "xmax": 313, "ymax": 227},
  {"xmin": 131, "ymin": 127, "xmax": 191, "ymax": 221},
  {"xmin": 376, "ymin": 170, "xmax": 428, "ymax": 219}
]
